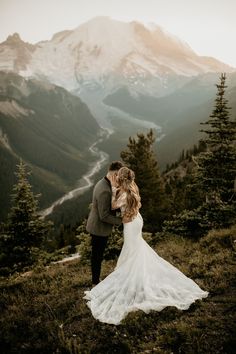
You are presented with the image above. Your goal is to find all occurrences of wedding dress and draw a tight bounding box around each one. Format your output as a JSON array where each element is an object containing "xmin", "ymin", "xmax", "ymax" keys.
[{"xmin": 83, "ymin": 189, "xmax": 208, "ymax": 325}]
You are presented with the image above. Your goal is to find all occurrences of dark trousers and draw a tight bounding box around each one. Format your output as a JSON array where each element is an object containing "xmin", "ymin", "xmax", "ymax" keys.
[{"xmin": 91, "ymin": 234, "xmax": 108, "ymax": 285}]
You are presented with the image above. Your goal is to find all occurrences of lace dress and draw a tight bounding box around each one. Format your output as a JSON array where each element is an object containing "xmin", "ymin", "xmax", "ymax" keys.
[{"xmin": 83, "ymin": 189, "xmax": 208, "ymax": 325}]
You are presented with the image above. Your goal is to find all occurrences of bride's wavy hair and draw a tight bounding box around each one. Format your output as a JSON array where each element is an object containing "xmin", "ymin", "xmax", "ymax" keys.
[{"xmin": 117, "ymin": 167, "xmax": 141, "ymax": 220}]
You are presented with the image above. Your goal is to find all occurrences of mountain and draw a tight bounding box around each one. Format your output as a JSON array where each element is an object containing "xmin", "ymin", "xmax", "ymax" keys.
[
  {"xmin": 0, "ymin": 17, "xmax": 234, "ymax": 133},
  {"xmin": 103, "ymin": 72, "xmax": 219, "ymax": 124},
  {"xmin": 0, "ymin": 33, "xmax": 36, "ymax": 72},
  {"xmin": 0, "ymin": 17, "xmax": 234, "ymax": 99},
  {"xmin": 0, "ymin": 17, "xmax": 234, "ymax": 144},
  {"xmin": 104, "ymin": 72, "xmax": 236, "ymax": 128},
  {"xmin": 0, "ymin": 71, "xmax": 100, "ymax": 222},
  {"xmin": 103, "ymin": 72, "xmax": 236, "ymax": 168}
]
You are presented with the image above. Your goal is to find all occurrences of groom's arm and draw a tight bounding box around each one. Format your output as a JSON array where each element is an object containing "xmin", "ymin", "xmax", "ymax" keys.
[{"xmin": 97, "ymin": 190, "xmax": 122, "ymax": 225}]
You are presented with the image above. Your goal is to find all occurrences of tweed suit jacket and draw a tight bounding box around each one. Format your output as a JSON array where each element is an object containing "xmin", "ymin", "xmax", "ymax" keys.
[{"xmin": 86, "ymin": 177, "xmax": 122, "ymax": 236}]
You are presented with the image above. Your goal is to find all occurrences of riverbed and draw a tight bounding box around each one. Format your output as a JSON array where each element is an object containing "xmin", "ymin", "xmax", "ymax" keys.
[{"xmin": 39, "ymin": 127, "xmax": 112, "ymax": 218}]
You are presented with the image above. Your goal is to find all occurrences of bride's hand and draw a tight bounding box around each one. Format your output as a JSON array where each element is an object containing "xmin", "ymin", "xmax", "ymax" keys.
[{"xmin": 111, "ymin": 174, "xmax": 118, "ymax": 187}]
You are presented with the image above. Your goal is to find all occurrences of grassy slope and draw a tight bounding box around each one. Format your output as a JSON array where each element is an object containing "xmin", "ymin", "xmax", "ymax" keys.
[{"xmin": 0, "ymin": 225, "xmax": 235, "ymax": 354}]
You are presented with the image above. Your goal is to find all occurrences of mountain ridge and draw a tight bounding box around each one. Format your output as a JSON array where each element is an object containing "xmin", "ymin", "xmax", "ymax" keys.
[{"xmin": 0, "ymin": 17, "xmax": 234, "ymax": 98}]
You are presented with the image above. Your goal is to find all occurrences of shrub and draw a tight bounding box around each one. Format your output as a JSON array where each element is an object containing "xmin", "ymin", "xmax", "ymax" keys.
[{"xmin": 77, "ymin": 225, "xmax": 123, "ymax": 264}]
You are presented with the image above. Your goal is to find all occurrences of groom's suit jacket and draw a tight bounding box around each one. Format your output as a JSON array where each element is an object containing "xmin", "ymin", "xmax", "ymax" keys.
[{"xmin": 86, "ymin": 177, "xmax": 122, "ymax": 237}]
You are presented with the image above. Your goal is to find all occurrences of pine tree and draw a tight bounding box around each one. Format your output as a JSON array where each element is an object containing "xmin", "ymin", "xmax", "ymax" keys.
[
  {"xmin": 194, "ymin": 73, "xmax": 236, "ymax": 202},
  {"xmin": 192, "ymin": 73, "xmax": 236, "ymax": 229},
  {"xmin": 120, "ymin": 129, "xmax": 167, "ymax": 232},
  {"xmin": 0, "ymin": 159, "xmax": 53, "ymax": 273},
  {"xmin": 164, "ymin": 74, "xmax": 236, "ymax": 236}
]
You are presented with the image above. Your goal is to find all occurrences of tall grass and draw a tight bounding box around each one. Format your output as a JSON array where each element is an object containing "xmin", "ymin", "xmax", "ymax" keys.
[{"xmin": 0, "ymin": 225, "xmax": 235, "ymax": 353}]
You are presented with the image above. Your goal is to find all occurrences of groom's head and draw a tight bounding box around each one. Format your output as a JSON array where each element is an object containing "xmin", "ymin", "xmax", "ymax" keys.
[{"xmin": 106, "ymin": 161, "xmax": 124, "ymax": 182}]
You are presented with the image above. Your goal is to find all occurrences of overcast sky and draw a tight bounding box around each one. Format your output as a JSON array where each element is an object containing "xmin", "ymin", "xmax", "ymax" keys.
[{"xmin": 0, "ymin": 0, "xmax": 235, "ymax": 67}]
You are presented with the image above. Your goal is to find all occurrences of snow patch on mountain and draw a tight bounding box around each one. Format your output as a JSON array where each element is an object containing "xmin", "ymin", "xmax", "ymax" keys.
[{"xmin": 0, "ymin": 17, "xmax": 234, "ymax": 97}]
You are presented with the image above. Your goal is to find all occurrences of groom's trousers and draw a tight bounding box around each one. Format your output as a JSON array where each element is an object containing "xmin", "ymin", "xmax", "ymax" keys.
[{"xmin": 91, "ymin": 234, "xmax": 108, "ymax": 284}]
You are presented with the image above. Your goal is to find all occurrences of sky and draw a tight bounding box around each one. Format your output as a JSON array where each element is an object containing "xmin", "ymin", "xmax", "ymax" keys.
[{"xmin": 0, "ymin": 0, "xmax": 236, "ymax": 67}]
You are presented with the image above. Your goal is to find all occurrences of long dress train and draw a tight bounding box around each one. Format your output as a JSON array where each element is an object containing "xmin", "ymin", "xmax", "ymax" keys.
[{"xmin": 83, "ymin": 211, "xmax": 208, "ymax": 325}]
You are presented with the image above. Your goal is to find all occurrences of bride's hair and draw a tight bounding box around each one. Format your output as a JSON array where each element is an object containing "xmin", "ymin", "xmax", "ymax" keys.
[{"xmin": 117, "ymin": 167, "xmax": 141, "ymax": 220}]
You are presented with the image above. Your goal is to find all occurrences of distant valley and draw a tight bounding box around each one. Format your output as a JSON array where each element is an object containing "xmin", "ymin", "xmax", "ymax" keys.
[{"xmin": 0, "ymin": 71, "xmax": 100, "ymax": 221}]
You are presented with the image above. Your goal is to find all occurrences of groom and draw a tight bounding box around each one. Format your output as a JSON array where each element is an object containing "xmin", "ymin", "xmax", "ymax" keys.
[{"xmin": 86, "ymin": 161, "xmax": 124, "ymax": 285}]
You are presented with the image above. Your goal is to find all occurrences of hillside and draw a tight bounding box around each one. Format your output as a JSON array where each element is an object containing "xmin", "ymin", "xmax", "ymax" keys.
[
  {"xmin": 103, "ymin": 72, "xmax": 236, "ymax": 167},
  {"xmin": 0, "ymin": 225, "xmax": 235, "ymax": 353},
  {"xmin": 0, "ymin": 71, "xmax": 100, "ymax": 222}
]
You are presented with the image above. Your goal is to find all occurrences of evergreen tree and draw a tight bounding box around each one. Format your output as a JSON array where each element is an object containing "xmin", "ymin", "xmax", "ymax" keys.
[
  {"xmin": 193, "ymin": 73, "xmax": 236, "ymax": 203},
  {"xmin": 120, "ymin": 129, "xmax": 167, "ymax": 232},
  {"xmin": 164, "ymin": 74, "xmax": 236, "ymax": 236},
  {"xmin": 192, "ymin": 73, "xmax": 236, "ymax": 229},
  {"xmin": 0, "ymin": 159, "xmax": 53, "ymax": 273}
]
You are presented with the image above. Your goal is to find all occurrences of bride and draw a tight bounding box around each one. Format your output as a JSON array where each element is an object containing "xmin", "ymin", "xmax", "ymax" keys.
[{"xmin": 84, "ymin": 167, "xmax": 208, "ymax": 325}]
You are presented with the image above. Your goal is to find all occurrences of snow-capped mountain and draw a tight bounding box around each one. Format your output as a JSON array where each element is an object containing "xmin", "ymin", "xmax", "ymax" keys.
[{"xmin": 0, "ymin": 17, "xmax": 234, "ymax": 97}]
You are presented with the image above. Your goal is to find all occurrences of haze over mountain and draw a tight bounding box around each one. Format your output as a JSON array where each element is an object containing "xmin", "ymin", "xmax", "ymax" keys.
[{"xmin": 103, "ymin": 71, "xmax": 236, "ymax": 164}]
